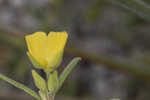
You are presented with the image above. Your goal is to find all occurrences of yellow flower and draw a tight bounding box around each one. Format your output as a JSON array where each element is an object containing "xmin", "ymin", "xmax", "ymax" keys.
[{"xmin": 25, "ymin": 32, "xmax": 68, "ymax": 72}]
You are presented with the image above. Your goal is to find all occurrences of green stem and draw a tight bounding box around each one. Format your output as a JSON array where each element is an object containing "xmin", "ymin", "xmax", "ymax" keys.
[{"xmin": 45, "ymin": 88, "xmax": 55, "ymax": 100}]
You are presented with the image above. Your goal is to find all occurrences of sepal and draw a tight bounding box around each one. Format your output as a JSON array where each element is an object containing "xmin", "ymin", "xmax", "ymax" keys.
[
  {"xmin": 32, "ymin": 70, "xmax": 47, "ymax": 91},
  {"xmin": 48, "ymin": 70, "xmax": 58, "ymax": 93}
]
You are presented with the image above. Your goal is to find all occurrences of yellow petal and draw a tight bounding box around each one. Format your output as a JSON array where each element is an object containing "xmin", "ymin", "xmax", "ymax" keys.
[
  {"xmin": 46, "ymin": 32, "xmax": 68, "ymax": 68},
  {"xmin": 27, "ymin": 52, "xmax": 43, "ymax": 69},
  {"xmin": 25, "ymin": 32, "xmax": 47, "ymax": 67}
]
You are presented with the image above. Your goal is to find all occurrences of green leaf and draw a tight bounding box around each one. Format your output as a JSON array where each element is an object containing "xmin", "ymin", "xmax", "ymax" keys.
[
  {"xmin": 48, "ymin": 70, "xmax": 58, "ymax": 92},
  {"xmin": 32, "ymin": 70, "xmax": 47, "ymax": 91},
  {"xmin": 56, "ymin": 57, "xmax": 81, "ymax": 92},
  {"xmin": 0, "ymin": 73, "xmax": 40, "ymax": 100}
]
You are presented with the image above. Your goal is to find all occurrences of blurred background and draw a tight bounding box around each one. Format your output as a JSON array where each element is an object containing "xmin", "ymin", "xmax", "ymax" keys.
[{"xmin": 1, "ymin": 0, "xmax": 150, "ymax": 100}]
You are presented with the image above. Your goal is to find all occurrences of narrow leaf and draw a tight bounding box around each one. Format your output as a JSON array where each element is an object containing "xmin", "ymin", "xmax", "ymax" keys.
[
  {"xmin": 56, "ymin": 57, "xmax": 81, "ymax": 92},
  {"xmin": 32, "ymin": 70, "xmax": 47, "ymax": 91},
  {"xmin": 0, "ymin": 73, "xmax": 40, "ymax": 100}
]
